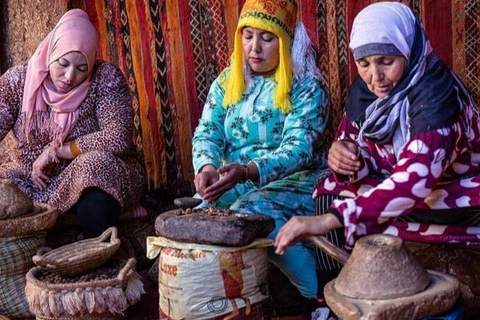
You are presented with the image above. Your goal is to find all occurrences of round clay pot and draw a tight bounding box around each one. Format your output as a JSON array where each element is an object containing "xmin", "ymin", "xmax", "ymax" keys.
[{"xmin": 334, "ymin": 234, "xmax": 430, "ymax": 299}]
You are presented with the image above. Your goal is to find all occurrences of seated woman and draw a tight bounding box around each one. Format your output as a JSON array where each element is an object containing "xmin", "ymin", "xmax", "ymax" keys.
[
  {"xmin": 0, "ymin": 9, "xmax": 146, "ymax": 238},
  {"xmin": 192, "ymin": 0, "xmax": 329, "ymax": 299},
  {"xmin": 275, "ymin": 2, "xmax": 480, "ymax": 275}
]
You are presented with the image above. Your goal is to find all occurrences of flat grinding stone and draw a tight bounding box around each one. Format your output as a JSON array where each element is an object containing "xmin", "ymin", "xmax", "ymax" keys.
[{"xmin": 155, "ymin": 208, "xmax": 275, "ymax": 246}]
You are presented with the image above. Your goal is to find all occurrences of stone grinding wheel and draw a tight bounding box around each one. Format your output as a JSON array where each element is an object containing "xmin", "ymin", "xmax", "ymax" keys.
[
  {"xmin": 334, "ymin": 234, "xmax": 430, "ymax": 300},
  {"xmin": 324, "ymin": 270, "xmax": 460, "ymax": 320},
  {"xmin": 314, "ymin": 234, "xmax": 461, "ymax": 320}
]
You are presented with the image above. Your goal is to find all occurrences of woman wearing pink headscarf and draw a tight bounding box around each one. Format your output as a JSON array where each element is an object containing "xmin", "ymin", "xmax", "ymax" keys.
[{"xmin": 0, "ymin": 9, "xmax": 146, "ymax": 238}]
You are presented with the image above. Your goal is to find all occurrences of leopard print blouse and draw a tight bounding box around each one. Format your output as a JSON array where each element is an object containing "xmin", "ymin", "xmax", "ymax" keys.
[{"xmin": 0, "ymin": 60, "xmax": 146, "ymax": 213}]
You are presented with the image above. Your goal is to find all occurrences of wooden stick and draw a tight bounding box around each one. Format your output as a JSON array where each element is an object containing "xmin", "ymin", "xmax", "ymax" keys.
[{"xmin": 308, "ymin": 235, "xmax": 350, "ymax": 264}]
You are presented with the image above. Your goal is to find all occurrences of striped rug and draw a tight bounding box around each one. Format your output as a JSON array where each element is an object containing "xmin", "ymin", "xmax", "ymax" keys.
[{"xmin": 67, "ymin": 0, "xmax": 480, "ymax": 197}]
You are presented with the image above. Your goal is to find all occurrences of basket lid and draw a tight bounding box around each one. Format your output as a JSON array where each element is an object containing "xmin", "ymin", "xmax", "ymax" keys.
[{"xmin": 32, "ymin": 227, "xmax": 121, "ymax": 277}]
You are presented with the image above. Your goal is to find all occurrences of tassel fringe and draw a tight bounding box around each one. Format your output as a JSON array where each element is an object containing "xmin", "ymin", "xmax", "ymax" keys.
[
  {"xmin": 20, "ymin": 110, "xmax": 64, "ymax": 162},
  {"xmin": 25, "ymin": 271, "xmax": 144, "ymax": 318}
]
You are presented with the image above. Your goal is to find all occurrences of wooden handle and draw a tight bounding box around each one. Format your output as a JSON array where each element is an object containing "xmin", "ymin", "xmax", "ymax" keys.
[{"xmin": 308, "ymin": 235, "xmax": 350, "ymax": 264}]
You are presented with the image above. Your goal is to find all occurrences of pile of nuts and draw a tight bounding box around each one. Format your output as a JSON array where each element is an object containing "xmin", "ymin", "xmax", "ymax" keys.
[
  {"xmin": 174, "ymin": 207, "xmax": 237, "ymax": 216},
  {"xmin": 36, "ymin": 261, "xmax": 124, "ymax": 283}
]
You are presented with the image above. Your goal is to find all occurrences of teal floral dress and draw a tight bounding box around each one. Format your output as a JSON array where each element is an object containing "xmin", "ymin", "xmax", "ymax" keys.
[{"xmin": 192, "ymin": 71, "xmax": 329, "ymax": 298}]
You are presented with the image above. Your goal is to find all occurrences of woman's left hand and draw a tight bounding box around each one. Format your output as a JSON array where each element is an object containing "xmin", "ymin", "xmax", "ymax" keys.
[
  {"xmin": 328, "ymin": 140, "xmax": 360, "ymax": 175},
  {"xmin": 202, "ymin": 163, "xmax": 245, "ymax": 202},
  {"xmin": 31, "ymin": 148, "xmax": 55, "ymax": 190}
]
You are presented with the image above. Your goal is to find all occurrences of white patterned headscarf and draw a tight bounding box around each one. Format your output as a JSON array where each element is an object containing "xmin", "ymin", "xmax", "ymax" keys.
[
  {"xmin": 345, "ymin": 2, "xmax": 465, "ymax": 159},
  {"xmin": 349, "ymin": 2, "xmax": 418, "ymax": 61}
]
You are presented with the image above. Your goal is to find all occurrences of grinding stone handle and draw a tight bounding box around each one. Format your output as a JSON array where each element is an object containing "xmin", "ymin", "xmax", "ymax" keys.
[
  {"xmin": 308, "ymin": 235, "xmax": 350, "ymax": 264},
  {"xmin": 173, "ymin": 197, "xmax": 203, "ymax": 209}
]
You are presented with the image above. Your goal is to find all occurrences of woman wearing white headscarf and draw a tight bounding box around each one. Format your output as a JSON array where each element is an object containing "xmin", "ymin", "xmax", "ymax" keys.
[{"xmin": 275, "ymin": 2, "xmax": 480, "ymax": 269}]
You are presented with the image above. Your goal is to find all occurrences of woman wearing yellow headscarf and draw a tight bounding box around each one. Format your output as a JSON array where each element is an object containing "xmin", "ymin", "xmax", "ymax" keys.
[{"xmin": 192, "ymin": 0, "xmax": 329, "ymax": 301}]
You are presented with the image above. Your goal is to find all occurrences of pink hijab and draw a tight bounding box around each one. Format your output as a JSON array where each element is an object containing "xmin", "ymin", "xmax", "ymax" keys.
[{"xmin": 22, "ymin": 9, "xmax": 98, "ymax": 157}]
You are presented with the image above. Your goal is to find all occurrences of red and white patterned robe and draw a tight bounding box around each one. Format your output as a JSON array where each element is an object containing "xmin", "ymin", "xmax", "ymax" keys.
[{"xmin": 314, "ymin": 102, "xmax": 480, "ymax": 249}]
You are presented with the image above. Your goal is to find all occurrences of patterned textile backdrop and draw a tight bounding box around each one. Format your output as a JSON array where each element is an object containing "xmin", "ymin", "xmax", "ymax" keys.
[{"xmin": 67, "ymin": 0, "xmax": 480, "ymax": 198}]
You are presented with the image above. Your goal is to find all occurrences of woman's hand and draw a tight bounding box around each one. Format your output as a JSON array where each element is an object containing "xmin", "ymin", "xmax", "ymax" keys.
[
  {"xmin": 202, "ymin": 163, "xmax": 246, "ymax": 203},
  {"xmin": 274, "ymin": 214, "xmax": 342, "ymax": 255},
  {"xmin": 328, "ymin": 140, "xmax": 361, "ymax": 175},
  {"xmin": 31, "ymin": 148, "xmax": 55, "ymax": 190},
  {"xmin": 194, "ymin": 165, "xmax": 220, "ymax": 198}
]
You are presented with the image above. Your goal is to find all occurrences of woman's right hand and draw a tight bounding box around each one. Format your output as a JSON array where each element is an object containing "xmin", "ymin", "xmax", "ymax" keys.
[
  {"xmin": 31, "ymin": 148, "xmax": 55, "ymax": 190},
  {"xmin": 202, "ymin": 163, "xmax": 247, "ymax": 203},
  {"xmin": 328, "ymin": 140, "xmax": 361, "ymax": 175},
  {"xmin": 194, "ymin": 165, "xmax": 219, "ymax": 197},
  {"xmin": 274, "ymin": 213, "xmax": 342, "ymax": 255}
]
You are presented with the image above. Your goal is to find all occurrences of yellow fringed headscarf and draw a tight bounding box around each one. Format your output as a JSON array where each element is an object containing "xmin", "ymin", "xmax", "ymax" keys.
[{"xmin": 222, "ymin": 0, "xmax": 297, "ymax": 114}]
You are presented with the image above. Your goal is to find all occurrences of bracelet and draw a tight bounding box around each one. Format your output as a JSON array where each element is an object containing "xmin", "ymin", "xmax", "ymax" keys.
[
  {"xmin": 242, "ymin": 164, "xmax": 249, "ymax": 182},
  {"xmin": 69, "ymin": 141, "xmax": 82, "ymax": 157}
]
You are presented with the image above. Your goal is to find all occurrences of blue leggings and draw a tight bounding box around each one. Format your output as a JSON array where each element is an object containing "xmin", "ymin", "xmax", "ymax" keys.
[{"xmin": 196, "ymin": 169, "xmax": 319, "ymax": 298}]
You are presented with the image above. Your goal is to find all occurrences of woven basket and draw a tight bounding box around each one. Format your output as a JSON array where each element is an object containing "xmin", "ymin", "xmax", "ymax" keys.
[
  {"xmin": 0, "ymin": 202, "xmax": 58, "ymax": 238},
  {"xmin": 26, "ymin": 258, "xmax": 144, "ymax": 320},
  {"xmin": 32, "ymin": 227, "xmax": 121, "ymax": 277},
  {"xmin": 0, "ymin": 234, "xmax": 46, "ymax": 277},
  {"xmin": 0, "ymin": 315, "xmax": 11, "ymax": 320},
  {"xmin": 0, "ymin": 178, "xmax": 34, "ymax": 219},
  {"xmin": 0, "ymin": 273, "xmax": 34, "ymax": 318}
]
